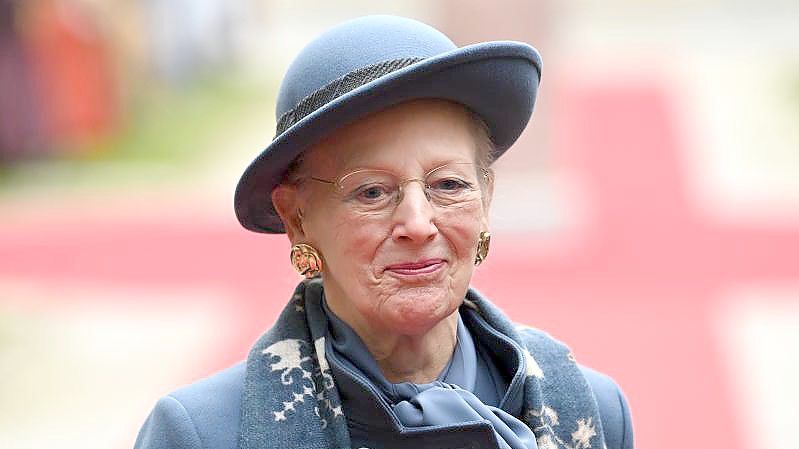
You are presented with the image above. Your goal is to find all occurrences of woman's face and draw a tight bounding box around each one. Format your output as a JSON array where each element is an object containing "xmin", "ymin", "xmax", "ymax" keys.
[{"xmin": 274, "ymin": 100, "xmax": 491, "ymax": 339}]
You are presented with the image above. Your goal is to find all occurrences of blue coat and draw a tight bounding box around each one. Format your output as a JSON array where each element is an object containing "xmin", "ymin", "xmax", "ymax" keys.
[
  {"xmin": 135, "ymin": 362, "xmax": 632, "ymax": 449},
  {"xmin": 135, "ymin": 282, "xmax": 634, "ymax": 449}
]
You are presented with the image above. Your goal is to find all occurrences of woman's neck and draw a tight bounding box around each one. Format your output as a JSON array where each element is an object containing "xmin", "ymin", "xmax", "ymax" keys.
[
  {"xmin": 325, "ymin": 294, "xmax": 459, "ymax": 384},
  {"xmin": 365, "ymin": 313, "xmax": 459, "ymax": 384}
]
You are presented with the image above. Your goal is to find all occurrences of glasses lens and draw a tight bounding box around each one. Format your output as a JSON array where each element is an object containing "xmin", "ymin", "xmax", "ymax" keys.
[
  {"xmin": 338, "ymin": 170, "xmax": 399, "ymax": 212},
  {"xmin": 425, "ymin": 163, "xmax": 482, "ymax": 206}
]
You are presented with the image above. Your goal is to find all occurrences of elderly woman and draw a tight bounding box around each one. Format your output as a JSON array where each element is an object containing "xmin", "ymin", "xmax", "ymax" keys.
[{"xmin": 135, "ymin": 15, "xmax": 633, "ymax": 449}]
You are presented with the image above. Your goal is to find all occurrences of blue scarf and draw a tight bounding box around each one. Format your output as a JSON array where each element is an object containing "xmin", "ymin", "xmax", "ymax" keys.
[{"xmin": 237, "ymin": 278, "xmax": 605, "ymax": 449}]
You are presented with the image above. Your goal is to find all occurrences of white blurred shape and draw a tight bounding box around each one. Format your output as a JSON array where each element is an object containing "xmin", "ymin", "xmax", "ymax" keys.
[
  {"xmin": 715, "ymin": 285, "xmax": 799, "ymax": 449},
  {"xmin": 0, "ymin": 280, "xmax": 236, "ymax": 449}
]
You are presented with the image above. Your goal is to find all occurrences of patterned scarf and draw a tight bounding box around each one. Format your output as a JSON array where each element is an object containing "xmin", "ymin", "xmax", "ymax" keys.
[{"xmin": 237, "ymin": 278, "xmax": 605, "ymax": 449}]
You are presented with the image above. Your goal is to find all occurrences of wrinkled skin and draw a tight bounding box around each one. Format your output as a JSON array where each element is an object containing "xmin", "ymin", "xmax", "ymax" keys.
[{"xmin": 272, "ymin": 99, "xmax": 492, "ymax": 382}]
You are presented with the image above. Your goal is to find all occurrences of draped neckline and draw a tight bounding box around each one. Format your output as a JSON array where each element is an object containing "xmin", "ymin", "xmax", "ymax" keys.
[{"xmin": 322, "ymin": 296, "xmax": 539, "ymax": 449}]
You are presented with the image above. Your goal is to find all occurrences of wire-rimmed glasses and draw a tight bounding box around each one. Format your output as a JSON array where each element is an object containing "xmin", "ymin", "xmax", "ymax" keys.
[{"xmin": 305, "ymin": 162, "xmax": 490, "ymax": 215}]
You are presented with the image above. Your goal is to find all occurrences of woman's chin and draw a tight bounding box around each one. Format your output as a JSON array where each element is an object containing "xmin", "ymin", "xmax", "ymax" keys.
[{"xmin": 379, "ymin": 290, "xmax": 460, "ymax": 336}]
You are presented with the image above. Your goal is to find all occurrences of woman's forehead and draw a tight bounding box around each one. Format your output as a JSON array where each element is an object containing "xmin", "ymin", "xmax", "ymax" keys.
[{"xmin": 303, "ymin": 100, "xmax": 479, "ymax": 174}]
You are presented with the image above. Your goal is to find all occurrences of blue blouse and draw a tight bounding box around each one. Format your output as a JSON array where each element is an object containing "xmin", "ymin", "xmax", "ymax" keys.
[{"xmin": 323, "ymin": 298, "xmax": 539, "ymax": 449}]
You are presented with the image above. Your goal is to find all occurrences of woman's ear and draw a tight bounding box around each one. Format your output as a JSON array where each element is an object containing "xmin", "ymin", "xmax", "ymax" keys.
[
  {"xmin": 482, "ymin": 176, "xmax": 494, "ymax": 211},
  {"xmin": 272, "ymin": 184, "xmax": 305, "ymax": 243},
  {"xmin": 481, "ymin": 170, "xmax": 494, "ymax": 223}
]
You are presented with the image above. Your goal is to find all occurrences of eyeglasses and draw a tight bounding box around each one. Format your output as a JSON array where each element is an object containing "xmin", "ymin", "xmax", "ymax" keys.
[{"xmin": 304, "ymin": 162, "xmax": 491, "ymax": 215}]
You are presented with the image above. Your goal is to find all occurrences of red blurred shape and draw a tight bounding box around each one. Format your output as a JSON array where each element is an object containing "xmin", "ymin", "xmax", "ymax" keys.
[
  {"xmin": 24, "ymin": 0, "xmax": 118, "ymax": 149},
  {"xmin": 473, "ymin": 79, "xmax": 799, "ymax": 449}
]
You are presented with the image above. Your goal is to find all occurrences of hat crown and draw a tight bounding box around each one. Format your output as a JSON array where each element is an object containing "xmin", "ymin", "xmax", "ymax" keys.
[{"xmin": 276, "ymin": 15, "xmax": 456, "ymax": 121}]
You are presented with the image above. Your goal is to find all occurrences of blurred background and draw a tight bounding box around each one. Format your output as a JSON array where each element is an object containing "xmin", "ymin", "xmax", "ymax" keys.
[{"xmin": 1, "ymin": 1, "xmax": 798, "ymax": 448}]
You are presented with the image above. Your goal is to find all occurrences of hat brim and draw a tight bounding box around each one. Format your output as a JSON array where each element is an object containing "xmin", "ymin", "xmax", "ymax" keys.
[{"xmin": 234, "ymin": 41, "xmax": 542, "ymax": 233}]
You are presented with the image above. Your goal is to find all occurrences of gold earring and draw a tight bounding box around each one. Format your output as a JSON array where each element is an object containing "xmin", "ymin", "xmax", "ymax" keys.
[
  {"xmin": 290, "ymin": 243, "xmax": 323, "ymax": 278},
  {"xmin": 475, "ymin": 231, "xmax": 491, "ymax": 266}
]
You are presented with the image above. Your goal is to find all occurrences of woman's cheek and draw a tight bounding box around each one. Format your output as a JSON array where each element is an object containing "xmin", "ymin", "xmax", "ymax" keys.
[
  {"xmin": 333, "ymin": 216, "xmax": 384, "ymax": 274},
  {"xmin": 439, "ymin": 206, "xmax": 484, "ymax": 259}
]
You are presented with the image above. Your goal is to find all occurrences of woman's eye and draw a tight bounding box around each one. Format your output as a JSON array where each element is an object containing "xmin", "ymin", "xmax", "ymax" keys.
[
  {"xmin": 354, "ymin": 184, "xmax": 390, "ymax": 201},
  {"xmin": 432, "ymin": 178, "xmax": 470, "ymax": 192}
]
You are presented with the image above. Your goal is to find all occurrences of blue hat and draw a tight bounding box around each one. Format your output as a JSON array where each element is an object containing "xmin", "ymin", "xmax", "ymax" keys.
[{"xmin": 234, "ymin": 15, "xmax": 542, "ymax": 233}]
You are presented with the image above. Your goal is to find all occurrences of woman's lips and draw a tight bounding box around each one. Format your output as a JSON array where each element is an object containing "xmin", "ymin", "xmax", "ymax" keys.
[{"xmin": 384, "ymin": 259, "xmax": 445, "ymax": 276}]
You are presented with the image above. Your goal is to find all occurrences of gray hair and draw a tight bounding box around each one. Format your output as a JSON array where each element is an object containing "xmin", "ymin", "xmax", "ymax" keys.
[{"xmin": 281, "ymin": 107, "xmax": 497, "ymax": 186}]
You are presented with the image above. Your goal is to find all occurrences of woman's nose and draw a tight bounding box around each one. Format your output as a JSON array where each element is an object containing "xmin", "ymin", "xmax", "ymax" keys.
[{"xmin": 391, "ymin": 182, "xmax": 437, "ymax": 242}]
